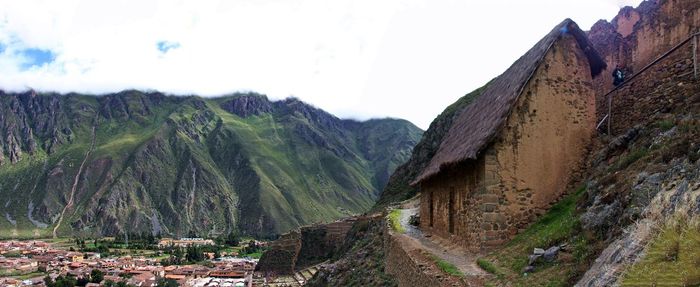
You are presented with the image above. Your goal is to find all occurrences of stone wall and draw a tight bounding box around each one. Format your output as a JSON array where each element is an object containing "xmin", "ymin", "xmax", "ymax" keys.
[
  {"xmin": 256, "ymin": 230, "xmax": 301, "ymax": 275},
  {"xmin": 256, "ymin": 217, "xmax": 356, "ymax": 274},
  {"xmin": 589, "ymin": 0, "xmax": 700, "ymax": 102},
  {"xmin": 384, "ymin": 234, "xmax": 448, "ymax": 287},
  {"xmin": 296, "ymin": 218, "xmax": 355, "ymax": 268},
  {"xmin": 607, "ymin": 44, "xmax": 696, "ymax": 134},
  {"xmin": 419, "ymin": 34, "xmax": 596, "ymax": 252}
]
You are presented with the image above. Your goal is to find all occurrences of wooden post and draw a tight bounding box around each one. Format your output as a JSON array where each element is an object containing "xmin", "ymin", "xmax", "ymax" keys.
[
  {"xmin": 607, "ymin": 91, "xmax": 613, "ymax": 136},
  {"xmin": 694, "ymin": 34, "xmax": 698, "ymax": 79}
]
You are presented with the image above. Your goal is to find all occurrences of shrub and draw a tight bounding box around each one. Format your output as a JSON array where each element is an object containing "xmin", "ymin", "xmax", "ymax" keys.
[{"xmin": 387, "ymin": 210, "xmax": 405, "ymax": 233}]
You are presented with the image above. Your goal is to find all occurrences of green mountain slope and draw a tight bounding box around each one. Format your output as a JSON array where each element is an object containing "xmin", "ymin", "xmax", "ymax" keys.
[{"xmin": 0, "ymin": 91, "xmax": 422, "ymax": 238}]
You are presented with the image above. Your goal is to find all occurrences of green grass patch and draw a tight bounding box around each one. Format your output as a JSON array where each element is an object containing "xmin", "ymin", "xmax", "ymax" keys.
[
  {"xmin": 509, "ymin": 185, "xmax": 586, "ymax": 248},
  {"xmin": 0, "ymin": 270, "xmax": 45, "ymax": 279},
  {"xmin": 621, "ymin": 221, "xmax": 700, "ymax": 286},
  {"xmin": 477, "ymin": 258, "xmax": 503, "ymax": 278},
  {"xmin": 656, "ymin": 120, "xmax": 675, "ymax": 132},
  {"xmin": 387, "ymin": 209, "xmax": 405, "ymax": 233},
  {"xmin": 610, "ymin": 148, "xmax": 649, "ymax": 171},
  {"xmin": 428, "ymin": 254, "xmax": 464, "ymax": 278},
  {"xmin": 14, "ymin": 272, "xmax": 46, "ymax": 280}
]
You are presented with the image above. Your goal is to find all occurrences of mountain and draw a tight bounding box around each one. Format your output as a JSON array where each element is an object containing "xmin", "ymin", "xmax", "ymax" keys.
[{"xmin": 0, "ymin": 90, "xmax": 422, "ymax": 238}]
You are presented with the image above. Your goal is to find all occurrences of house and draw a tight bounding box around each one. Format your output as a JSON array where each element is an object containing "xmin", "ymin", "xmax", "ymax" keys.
[
  {"xmin": 413, "ymin": 19, "xmax": 605, "ymax": 252},
  {"xmin": 67, "ymin": 252, "xmax": 84, "ymax": 263},
  {"xmin": 157, "ymin": 238, "xmax": 215, "ymax": 248}
]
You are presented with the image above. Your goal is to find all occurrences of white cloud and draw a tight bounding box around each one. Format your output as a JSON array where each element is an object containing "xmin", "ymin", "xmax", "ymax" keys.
[{"xmin": 0, "ymin": 0, "xmax": 643, "ymax": 129}]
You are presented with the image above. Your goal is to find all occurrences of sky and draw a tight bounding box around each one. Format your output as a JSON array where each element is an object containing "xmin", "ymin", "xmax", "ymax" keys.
[{"xmin": 0, "ymin": 0, "xmax": 644, "ymax": 129}]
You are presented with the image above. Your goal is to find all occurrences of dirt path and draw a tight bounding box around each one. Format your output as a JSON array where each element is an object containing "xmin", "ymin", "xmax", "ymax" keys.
[
  {"xmin": 53, "ymin": 124, "xmax": 97, "ymax": 238},
  {"xmin": 396, "ymin": 207, "xmax": 487, "ymax": 277}
]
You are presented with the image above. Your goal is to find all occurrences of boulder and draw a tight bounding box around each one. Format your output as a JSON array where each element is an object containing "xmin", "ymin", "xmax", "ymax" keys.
[{"xmin": 543, "ymin": 246, "xmax": 560, "ymax": 262}]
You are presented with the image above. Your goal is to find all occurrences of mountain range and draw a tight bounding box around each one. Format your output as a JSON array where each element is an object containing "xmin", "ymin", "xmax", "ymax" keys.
[{"xmin": 0, "ymin": 91, "xmax": 422, "ymax": 238}]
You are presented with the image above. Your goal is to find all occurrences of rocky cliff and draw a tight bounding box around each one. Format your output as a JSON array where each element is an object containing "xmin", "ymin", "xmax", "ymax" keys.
[{"xmin": 0, "ymin": 91, "xmax": 422, "ymax": 238}]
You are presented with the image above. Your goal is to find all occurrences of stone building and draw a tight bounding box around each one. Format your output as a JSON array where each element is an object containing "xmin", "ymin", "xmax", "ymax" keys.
[{"xmin": 412, "ymin": 19, "xmax": 606, "ymax": 252}]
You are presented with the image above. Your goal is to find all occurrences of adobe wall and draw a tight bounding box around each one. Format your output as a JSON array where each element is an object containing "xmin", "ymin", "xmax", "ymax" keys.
[{"xmin": 489, "ymin": 34, "xmax": 596, "ymax": 242}]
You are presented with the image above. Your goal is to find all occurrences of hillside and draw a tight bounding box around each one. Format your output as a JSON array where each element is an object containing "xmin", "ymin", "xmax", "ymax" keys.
[{"xmin": 0, "ymin": 91, "xmax": 422, "ymax": 238}]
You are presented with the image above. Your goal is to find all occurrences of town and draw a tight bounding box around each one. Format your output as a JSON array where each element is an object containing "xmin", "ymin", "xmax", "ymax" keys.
[{"xmin": 0, "ymin": 236, "xmax": 275, "ymax": 287}]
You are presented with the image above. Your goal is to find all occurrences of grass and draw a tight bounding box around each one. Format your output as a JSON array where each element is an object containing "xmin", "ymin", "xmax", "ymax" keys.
[
  {"xmin": 656, "ymin": 120, "xmax": 675, "ymax": 131},
  {"xmin": 0, "ymin": 270, "xmax": 45, "ymax": 280},
  {"xmin": 610, "ymin": 148, "xmax": 649, "ymax": 171},
  {"xmin": 429, "ymin": 254, "xmax": 464, "ymax": 278},
  {"xmin": 621, "ymin": 220, "xmax": 700, "ymax": 286},
  {"xmin": 477, "ymin": 258, "xmax": 503, "ymax": 278},
  {"xmin": 387, "ymin": 209, "xmax": 405, "ymax": 233},
  {"xmin": 14, "ymin": 272, "xmax": 46, "ymax": 280},
  {"xmin": 510, "ymin": 185, "xmax": 586, "ymax": 248}
]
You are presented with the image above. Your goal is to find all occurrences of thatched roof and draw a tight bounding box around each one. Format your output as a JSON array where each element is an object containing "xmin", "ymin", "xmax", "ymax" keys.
[{"xmin": 413, "ymin": 19, "xmax": 605, "ymax": 185}]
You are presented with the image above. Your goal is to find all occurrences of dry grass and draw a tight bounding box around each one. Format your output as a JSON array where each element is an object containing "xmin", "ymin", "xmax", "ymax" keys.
[{"xmin": 621, "ymin": 218, "xmax": 700, "ymax": 286}]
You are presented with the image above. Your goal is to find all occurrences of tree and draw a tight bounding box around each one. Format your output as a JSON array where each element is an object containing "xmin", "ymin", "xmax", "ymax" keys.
[
  {"xmin": 156, "ymin": 278, "xmax": 178, "ymax": 287},
  {"xmin": 44, "ymin": 275, "xmax": 54, "ymax": 287},
  {"xmin": 76, "ymin": 277, "xmax": 89, "ymax": 286},
  {"xmin": 90, "ymin": 269, "xmax": 104, "ymax": 283},
  {"xmin": 52, "ymin": 275, "xmax": 77, "ymax": 287},
  {"xmin": 103, "ymin": 280, "xmax": 115, "ymax": 287},
  {"xmin": 225, "ymin": 231, "xmax": 240, "ymax": 246},
  {"xmin": 186, "ymin": 245, "xmax": 204, "ymax": 262}
]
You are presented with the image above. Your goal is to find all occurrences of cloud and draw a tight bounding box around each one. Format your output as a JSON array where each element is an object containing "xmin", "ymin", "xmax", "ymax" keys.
[{"xmin": 0, "ymin": 0, "xmax": 643, "ymax": 129}]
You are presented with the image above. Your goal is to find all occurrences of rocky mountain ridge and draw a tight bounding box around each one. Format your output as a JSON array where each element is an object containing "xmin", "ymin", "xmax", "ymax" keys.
[{"xmin": 0, "ymin": 90, "xmax": 423, "ymax": 238}]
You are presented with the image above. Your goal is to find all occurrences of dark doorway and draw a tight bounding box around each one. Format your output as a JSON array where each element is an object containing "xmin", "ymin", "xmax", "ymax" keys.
[
  {"xmin": 449, "ymin": 187, "xmax": 456, "ymax": 234},
  {"xmin": 429, "ymin": 191, "xmax": 434, "ymax": 227}
]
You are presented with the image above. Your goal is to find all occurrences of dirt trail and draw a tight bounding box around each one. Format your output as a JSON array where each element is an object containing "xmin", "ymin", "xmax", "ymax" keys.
[
  {"xmin": 396, "ymin": 207, "xmax": 487, "ymax": 277},
  {"xmin": 53, "ymin": 124, "xmax": 97, "ymax": 238}
]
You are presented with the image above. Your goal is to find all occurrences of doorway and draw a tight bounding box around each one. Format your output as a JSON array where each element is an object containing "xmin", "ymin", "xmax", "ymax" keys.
[{"xmin": 449, "ymin": 187, "xmax": 456, "ymax": 234}]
